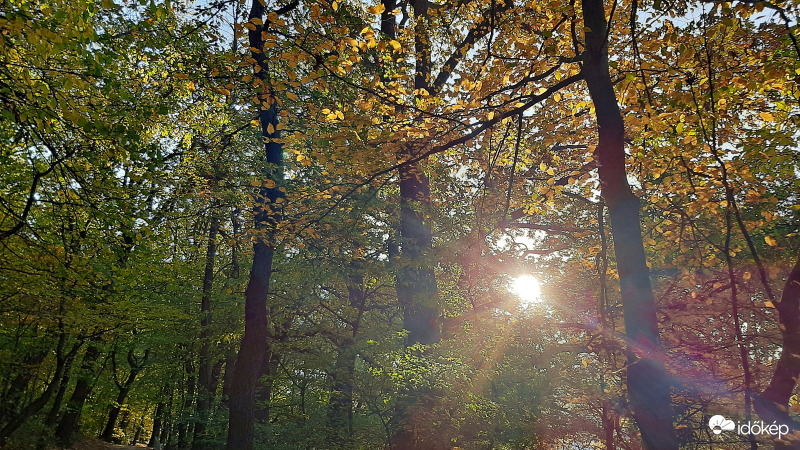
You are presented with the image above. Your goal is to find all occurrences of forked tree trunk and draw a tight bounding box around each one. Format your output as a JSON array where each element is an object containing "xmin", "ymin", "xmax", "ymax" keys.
[
  {"xmin": 101, "ymin": 352, "xmax": 147, "ymax": 442},
  {"xmin": 580, "ymin": 0, "xmax": 677, "ymax": 447}
]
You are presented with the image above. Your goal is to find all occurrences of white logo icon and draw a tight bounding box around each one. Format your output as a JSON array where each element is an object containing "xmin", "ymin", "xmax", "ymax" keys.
[{"xmin": 708, "ymin": 415, "xmax": 736, "ymax": 435}]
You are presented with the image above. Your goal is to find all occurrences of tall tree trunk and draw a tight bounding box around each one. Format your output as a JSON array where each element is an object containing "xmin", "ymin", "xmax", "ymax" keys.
[
  {"xmin": 396, "ymin": 0, "xmax": 439, "ymax": 347},
  {"xmin": 254, "ymin": 350, "xmax": 279, "ymax": 424},
  {"xmin": 754, "ymin": 255, "xmax": 800, "ymax": 443},
  {"xmin": 383, "ymin": 2, "xmax": 440, "ymax": 447},
  {"xmin": 148, "ymin": 401, "xmax": 166, "ymax": 448},
  {"xmin": 326, "ymin": 274, "xmax": 365, "ymax": 445},
  {"xmin": 226, "ymin": 1, "xmax": 289, "ymax": 448},
  {"xmin": 221, "ymin": 345, "xmax": 236, "ymax": 404},
  {"xmin": 580, "ymin": 0, "xmax": 677, "ymax": 448},
  {"xmin": 44, "ymin": 351, "xmax": 77, "ymax": 427},
  {"xmin": 193, "ymin": 214, "xmax": 219, "ymax": 449},
  {"xmin": 177, "ymin": 359, "xmax": 196, "ymax": 449},
  {"xmin": 55, "ymin": 345, "xmax": 101, "ymax": 447},
  {"xmin": 326, "ymin": 347, "xmax": 357, "ymax": 445}
]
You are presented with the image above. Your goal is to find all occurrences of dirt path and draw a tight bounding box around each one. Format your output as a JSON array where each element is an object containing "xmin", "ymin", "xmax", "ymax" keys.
[{"xmin": 71, "ymin": 439, "xmax": 149, "ymax": 450}]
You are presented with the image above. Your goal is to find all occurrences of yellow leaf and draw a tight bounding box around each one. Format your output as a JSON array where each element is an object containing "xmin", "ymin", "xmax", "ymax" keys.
[
  {"xmin": 760, "ymin": 112, "xmax": 775, "ymax": 121},
  {"xmin": 742, "ymin": 271, "xmax": 752, "ymax": 280},
  {"xmin": 267, "ymin": 123, "xmax": 275, "ymax": 134},
  {"xmin": 251, "ymin": 17, "xmax": 263, "ymax": 25},
  {"xmin": 539, "ymin": 162, "xmax": 547, "ymax": 171},
  {"xmin": 764, "ymin": 301, "xmax": 775, "ymax": 308},
  {"xmin": 287, "ymin": 92, "xmax": 298, "ymax": 101},
  {"xmin": 332, "ymin": 1, "xmax": 339, "ymax": 10},
  {"xmin": 244, "ymin": 22, "xmax": 256, "ymax": 31},
  {"xmin": 765, "ymin": 236, "xmax": 777, "ymax": 246},
  {"xmin": 367, "ymin": 4, "xmax": 385, "ymax": 14}
]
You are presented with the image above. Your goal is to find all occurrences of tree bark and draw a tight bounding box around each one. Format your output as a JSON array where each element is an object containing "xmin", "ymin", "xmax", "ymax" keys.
[{"xmin": 580, "ymin": 0, "xmax": 677, "ymax": 447}]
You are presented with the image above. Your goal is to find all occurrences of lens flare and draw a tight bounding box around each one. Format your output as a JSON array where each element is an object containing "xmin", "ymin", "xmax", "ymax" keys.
[{"xmin": 510, "ymin": 275, "xmax": 542, "ymax": 307}]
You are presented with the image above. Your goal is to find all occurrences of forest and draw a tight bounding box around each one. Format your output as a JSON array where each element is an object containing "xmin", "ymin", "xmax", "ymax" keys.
[{"xmin": 1, "ymin": 0, "xmax": 799, "ymax": 448}]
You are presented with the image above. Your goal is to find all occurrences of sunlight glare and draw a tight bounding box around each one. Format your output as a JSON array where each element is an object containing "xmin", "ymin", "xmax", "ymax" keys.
[{"xmin": 510, "ymin": 275, "xmax": 542, "ymax": 307}]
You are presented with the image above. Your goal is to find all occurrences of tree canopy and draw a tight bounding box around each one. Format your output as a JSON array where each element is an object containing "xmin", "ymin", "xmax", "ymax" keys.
[{"xmin": 1, "ymin": 0, "xmax": 799, "ymax": 448}]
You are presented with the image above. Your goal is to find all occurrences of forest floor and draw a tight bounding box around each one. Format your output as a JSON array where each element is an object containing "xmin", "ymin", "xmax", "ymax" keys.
[{"xmin": 71, "ymin": 439, "xmax": 148, "ymax": 449}]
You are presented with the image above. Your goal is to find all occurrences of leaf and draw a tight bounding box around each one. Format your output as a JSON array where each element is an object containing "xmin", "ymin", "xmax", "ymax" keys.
[
  {"xmin": 760, "ymin": 112, "xmax": 775, "ymax": 122},
  {"xmin": 367, "ymin": 4, "xmax": 386, "ymax": 14},
  {"xmin": 765, "ymin": 236, "xmax": 777, "ymax": 246}
]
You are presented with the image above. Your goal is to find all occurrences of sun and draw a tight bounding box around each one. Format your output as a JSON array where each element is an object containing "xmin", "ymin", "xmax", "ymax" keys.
[{"xmin": 510, "ymin": 275, "xmax": 542, "ymax": 307}]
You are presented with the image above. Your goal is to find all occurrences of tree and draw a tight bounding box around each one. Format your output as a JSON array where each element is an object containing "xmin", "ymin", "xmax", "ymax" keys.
[{"xmin": 580, "ymin": 0, "xmax": 678, "ymax": 446}]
